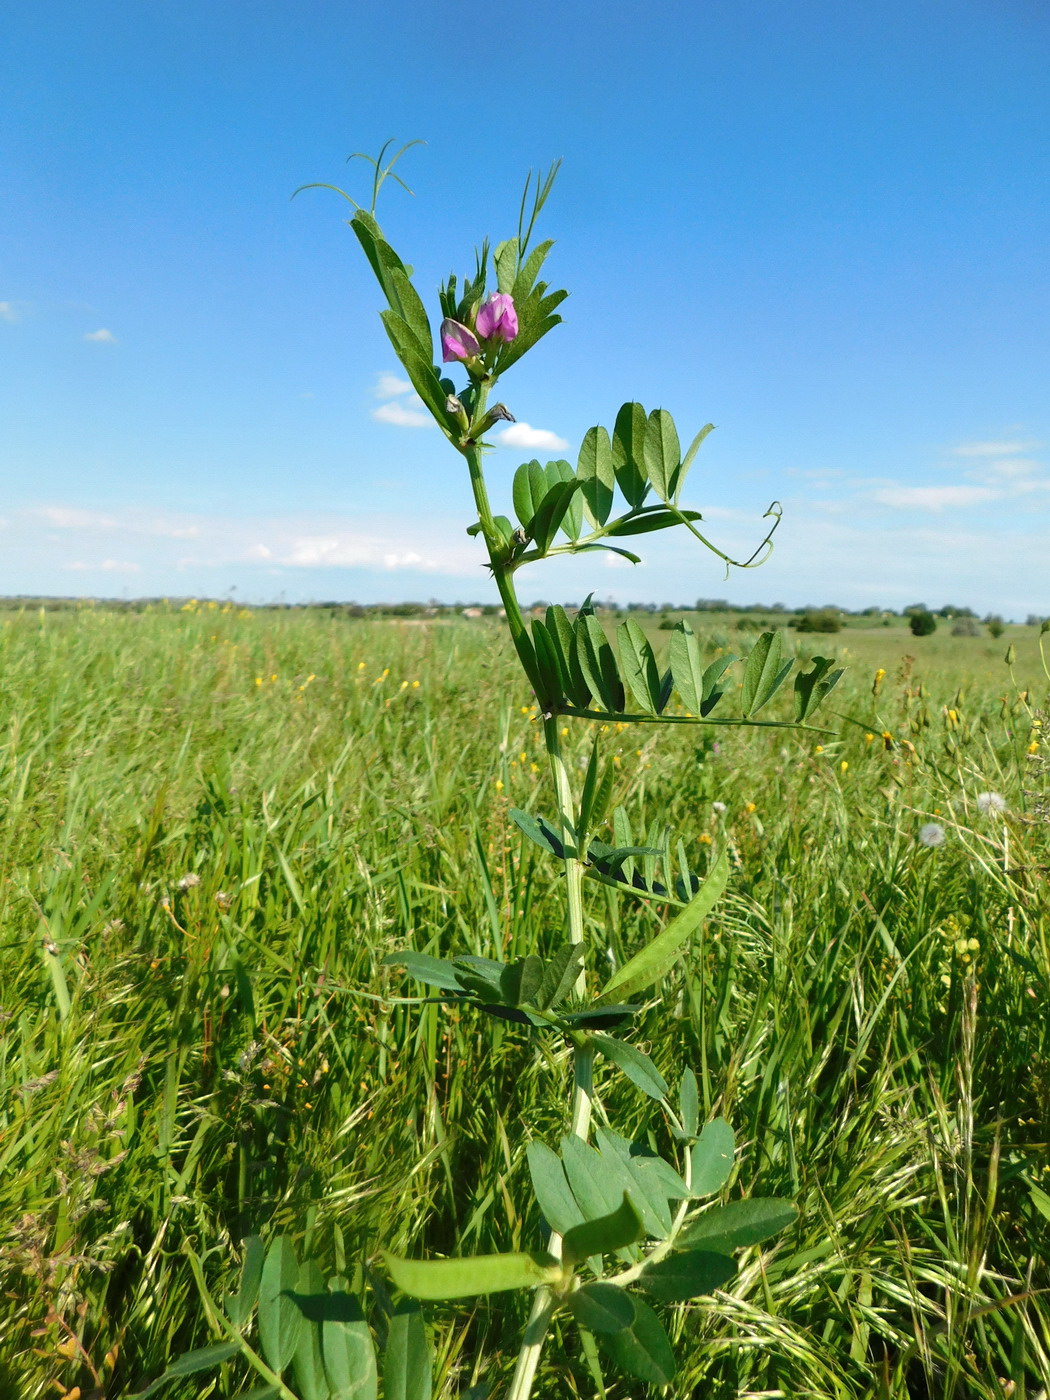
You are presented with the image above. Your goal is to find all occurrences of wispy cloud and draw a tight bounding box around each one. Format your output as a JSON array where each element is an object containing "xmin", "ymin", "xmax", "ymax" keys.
[
  {"xmin": 37, "ymin": 506, "xmax": 119, "ymax": 530},
  {"xmin": 495, "ymin": 422, "xmax": 570, "ymax": 452},
  {"xmin": 84, "ymin": 328, "xmax": 117, "ymax": 343},
  {"xmin": 953, "ymin": 439, "xmax": 1039, "ymax": 457},
  {"xmin": 0, "ymin": 302, "xmax": 19, "ymax": 324},
  {"xmin": 870, "ymin": 484, "xmax": 1000, "ymax": 510},
  {"xmin": 372, "ymin": 400, "xmax": 433, "ymax": 428},
  {"xmin": 374, "ymin": 372, "xmax": 414, "ymax": 399},
  {"xmin": 65, "ymin": 558, "xmax": 141, "ymax": 573}
]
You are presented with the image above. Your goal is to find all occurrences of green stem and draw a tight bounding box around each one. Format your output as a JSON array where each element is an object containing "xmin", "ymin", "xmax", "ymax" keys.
[
  {"xmin": 506, "ymin": 1042, "xmax": 594, "ymax": 1400},
  {"xmin": 462, "ymin": 408, "xmax": 593, "ymax": 1400},
  {"xmin": 542, "ymin": 717, "xmax": 586, "ymax": 990}
]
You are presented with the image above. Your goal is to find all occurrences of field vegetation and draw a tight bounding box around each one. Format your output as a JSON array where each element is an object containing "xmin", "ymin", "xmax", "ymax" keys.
[{"xmin": 1, "ymin": 602, "xmax": 1049, "ymax": 1398}]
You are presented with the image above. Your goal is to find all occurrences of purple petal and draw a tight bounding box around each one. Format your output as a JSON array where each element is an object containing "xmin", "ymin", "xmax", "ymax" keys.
[
  {"xmin": 475, "ymin": 293, "xmax": 519, "ymax": 343},
  {"xmin": 440, "ymin": 318, "xmax": 480, "ymax": 362}
]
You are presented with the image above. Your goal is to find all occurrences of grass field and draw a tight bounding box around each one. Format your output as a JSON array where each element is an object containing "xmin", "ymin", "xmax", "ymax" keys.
[{"xmin": 1, "ymin": 603, "xmax": 1049, "ymax": 1399}]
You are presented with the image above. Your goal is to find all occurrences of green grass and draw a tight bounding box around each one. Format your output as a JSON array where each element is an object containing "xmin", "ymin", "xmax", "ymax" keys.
[{"xmin": 1, "ymin": 602, "xmax": 1049, "ymax": 1399}]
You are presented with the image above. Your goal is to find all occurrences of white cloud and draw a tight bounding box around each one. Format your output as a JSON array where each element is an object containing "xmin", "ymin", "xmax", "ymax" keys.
[
  {"xmin": 953, "ymin": 439, "xmax": 1038, "ymax": 457},
  {"xmin": 495, "ymin": 422, "xmax": 570, "ymax": 452},
  {"xmin": 374, "ymin": 372, "xmax": 414, "ymax": 399},
  {"xmin": 84, "ymin": 328, "xmax": 117, "ymax": 343},
  {"xmin": 65, "ymin": 558, "xmax": 140, "ymax": 573},
  {"xmin": 870, "ymin": 485, "xmax": 1000, "ymax": 510},
  {"xmin": 372, "ymin": 400, "xmax": 433, "ymax": 428},
  {"xmin": 0, "ymin": 302, "xmax": 18, "ymax": 323},
  {"xmin": 35, "ymin": 506, "xmax": 119, "ymax": 530}
]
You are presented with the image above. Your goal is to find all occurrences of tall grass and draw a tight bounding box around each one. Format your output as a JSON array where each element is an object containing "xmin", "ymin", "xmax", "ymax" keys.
[{"xmin": 1, "ymin": 604, "xmax": 1047, "ymax": 1398}]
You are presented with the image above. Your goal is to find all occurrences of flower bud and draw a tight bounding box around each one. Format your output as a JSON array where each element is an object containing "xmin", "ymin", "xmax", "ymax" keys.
[
  {"xmin": 475, "ymin": 293, "xmax": 519, "ymax": 343},
  {"xmin": 445, "ymin": 394, "xmax": 469, "ymax": 431},
  {"xmin": 472, "ymin": 403, "xmax": 515, "ymax": 438},
  {"xmin": 441, "ymin": 318, "xmax": 481, "ymax": 363}
]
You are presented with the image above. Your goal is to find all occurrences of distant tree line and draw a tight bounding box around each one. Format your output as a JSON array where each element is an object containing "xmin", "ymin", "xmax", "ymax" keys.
[{"xmin": 0, "ymin": 595, "xmax": 1044, "ymax": 632}]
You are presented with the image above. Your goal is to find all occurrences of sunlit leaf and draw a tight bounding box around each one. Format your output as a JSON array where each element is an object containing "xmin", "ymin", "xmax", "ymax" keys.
[
  {"xmin": 385, "ymin": 1306, "xmax": 432, "ymax": 1400},
  {"xmin": 676, "ymin": 1198, "xmax": 798, "ymax": 1254},
  {"xmin": 596, "ymin": 1294, "xmax": 676, "ymax": 1386},
  {"xmin": 569, "ymin": 1283, "xmax": 635, "ymax": 1334},
  {"xmin": 592, "ymin": 1034, "xmax": 668, "ymax": 1100},
  {"xmin": 383, "ymin": 1250, "xmax": 560, "ymax": 1300},
  {"xmin": 689, "ymin": 1119, "xmax": 735, "ymax": 1196},
  {"xmin": 598, "ymin": 852, "xmax": 729, "ymax": 1002},
  {"xmin": 562, "ymin": 1192, "xmax": 646, "ymax": 1266},
  {"xmin": 637, "ymin": 1248, "xmax": 735, "ymax": 1302}
]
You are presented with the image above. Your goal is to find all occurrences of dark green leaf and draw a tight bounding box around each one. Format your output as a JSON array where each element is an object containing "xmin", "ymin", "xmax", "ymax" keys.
[
  {"xmin": 741, "ymin": 631, "xmax": 790, "ymax": 716},
  {"xmin": 671, "ymin": 422, "xmax": 715, "ymax": 502},
  {"xmin": 527, "ymin": 1140, "xmax": 586, "ymax": 1235},
  {"xmin": 700, "ymin": 655, "xmax": 737, "ymax": 716},
  {"xmin": 530, "ymin": 619, "xmax": 565, "ymax": 709},
  {"xmin": 690, "ymin": 1119, "xmax": 735, "ymax": 1196},
  {"xmin": 500, "ymin": 954, "xmax": 544, "ymax": 1007},
  {"xmin": 638, "ymin": 1249, "xmax": 736, "ymax": 1302},
  {"xmin": 291, "ymin": 1260, "xmax": 327, "ymax": 1400},
  {"xmin": 668, "ymin": 621, "xmax": 704, "ymax": 714},
  {"xmin": 510, "ymin": 237, "xmax": 555, "ymax": 305},
  {"xmin": 494, "ymin": 237, "xmax": 518, "ymax": 295},
  {"xmin": 226, "ymin": 1234, "xmax": 265, "ymax": 1330},
  {"xmin": 558, "ymin": 1004, "xmax": 642, "ymax": 1030},
  {"xmin": 576, "ymin": 422, "xmax": 616, "ymax": 526},
  {"xmin": 560, "ymin": 1135, "xmax": 624, "ymax": 1225},
  {"xmin": 130, "ymin": 1343, "xmax": 241, "ymax": 1398},
  {"xmin": 508, "ymin": 808, "xmax": 570, "ymax": 860},
  {"xmin": 793, "ymin": 656, "xmax": 845, "ymax": 721},
  {"xmin": 536, "ymin": 944, "xmax": 585, "ymax": 1009},
  {"xmin": 574, "ymin": 614, "xmax": 624, "ymax": 713},
  {"xmin": 617, "ymin": 618, "xmax": 661, "ymax": 714},
  {"xmin": 322, "ymin": 1278, "xmax": 377, "ymax": 1400},
  {"xmin": 678, "ymin": 1069, "xmax": 699, "ymax": 1140},
  {"xmin": 605, "ymin": 507, "xmax": 702, "ymax": 537},
  {"xmin": 569, "ymin": 542, "xmax": 643, "ymax": 566},
  {"xmin": 592, "ymin": 1129, "xmax": 673, "ymax": 1238},
  {"xmin": 569, "ymin": 1283, "xmax": 635, "ymax": 1334},
  {"xmin": 259, "ymin": 1235, "xmax": 302, "ymax": 1374},
  {"xmin": 596, "ymin": 1294, "xmax": 677, "ymax": 1386},
  {"xmin": 545, "ymin": 459, "xmax": 583, "ymax": 541},
  {"xmin": 547, "ymin": 606, "xmax": 592, "ymax": 708},
  {"xmin": 527, "ymin": 480, "xmax": 582, "ymax": 555},
  {"xmin": 385, "ymin": 1306, "xmax": 432, "ymax": 1400},
  {"xmin": 632, "ymin": 1152, "xmax": 689, "ymax": 1203},
  {"xmin": 676, "ymin": 1198, "xmax": 798, "ymax": 1253},
  {"xmin": 599, "ymin": 852, "xmax": 729, "ymax": 1002},
  {"xmin": 383, "ymin": 1251, "xmax": 559, "ymax": 1300},
  {"xmin": 592, "ymin": 1034, "xmax": 668, "ymax": 1100},
  {"xmin": 643, "ymin": 409, "xmax": 680, "ymax": 501},
  {"xmin": 512, "ymin": 460, "xmax": 543, "ymax": 530},
  {"xmin": 562, "ymin": 1192, "xmax": 646, "ymax": 1266},
  {"xmin": 611, "ymin": 403, "xmax": 648, "ymax": 509},
  {"xmin": 383, "ymin": 951, "xmax": 465, "ymax": 993}
]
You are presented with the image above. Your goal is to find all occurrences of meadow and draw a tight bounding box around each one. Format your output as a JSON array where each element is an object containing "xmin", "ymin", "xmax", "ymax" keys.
[{"xmin": 1, "ymin": 602, "xmax": 1048, "ymax": 1399}]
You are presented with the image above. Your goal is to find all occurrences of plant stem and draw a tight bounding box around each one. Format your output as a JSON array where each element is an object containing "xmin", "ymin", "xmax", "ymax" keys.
[
  {"xmin": 464, "ymin": 412, "xmax": 594, "ymax": 1399},
  {"xmin": 506, "ymin": 1041, "xmax": 594, "ymax": 1400},
  {"xmin": 542, "ymin": 717, "xmax": 587, "ymax": 992}
]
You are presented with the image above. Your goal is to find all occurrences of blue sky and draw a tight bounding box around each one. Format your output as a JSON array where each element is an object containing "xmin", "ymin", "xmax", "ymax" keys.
[{"xmin": 3, "ymin": 0, "xmax": 1049, "ymax": 614}]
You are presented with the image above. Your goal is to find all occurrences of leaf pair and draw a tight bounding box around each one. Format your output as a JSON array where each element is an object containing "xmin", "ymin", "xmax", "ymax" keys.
[
  {"xmin": 133, "ymin": 1235, "xmax": 431, "ymax": 1400},
  {"xmin": 512, "ymin": 459, "xmax": 583, "ymax": 548},
  {"xmin": 383, "ymin": 945, "xmax": 640, "ymax": 1029},
  {"xmin": 529, "ymin": 607, "xmax": 841, "ymax": 723}
]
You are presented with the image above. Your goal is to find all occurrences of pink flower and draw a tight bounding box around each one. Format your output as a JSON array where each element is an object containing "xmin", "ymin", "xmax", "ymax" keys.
[
  {"xmin": 475, "ymin": 293, "xmax": 519, "ymax": 343},
  {"xmin": 441, "ymin": 318, "xmax": 480, "ymax": 363}
]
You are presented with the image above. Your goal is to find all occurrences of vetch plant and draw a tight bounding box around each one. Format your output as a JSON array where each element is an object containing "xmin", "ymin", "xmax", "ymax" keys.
[{"xmin": 142, "ymin": 144, "xmax": 843, "ymax": 1400}]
